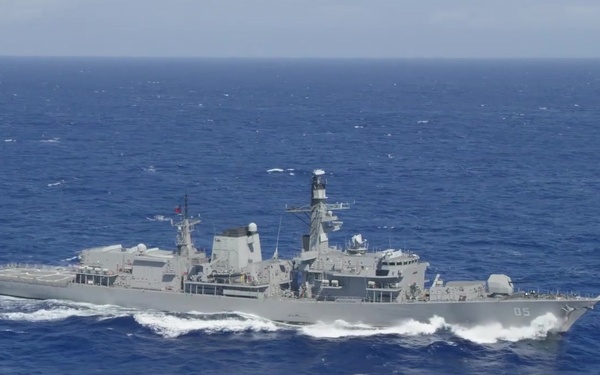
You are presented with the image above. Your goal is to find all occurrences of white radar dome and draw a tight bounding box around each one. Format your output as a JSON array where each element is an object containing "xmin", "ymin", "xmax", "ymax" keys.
[
  {"xmin": 137, "ymin": 243, "xmax": 147, "ymax": 252},
  {"xmin": 248, "ymin": 222, "xmax": 258, "ymax": 233},
  {"xmin": 313, "ymin": 169, "xmax": 325, "ymax": 176}
]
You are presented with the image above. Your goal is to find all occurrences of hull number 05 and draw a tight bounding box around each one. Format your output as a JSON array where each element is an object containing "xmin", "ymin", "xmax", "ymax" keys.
[{"xmin": 514, "ymin": 307, "xmax": 530, "ymax": 317}]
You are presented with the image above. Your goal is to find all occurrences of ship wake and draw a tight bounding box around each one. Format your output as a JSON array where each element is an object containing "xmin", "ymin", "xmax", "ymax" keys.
[
  {"xmin": 299, "ymin": 314, "xmax": 562, "ymax": 344},
  {"xmin": 0, "ymin": 297, "xmax": 134, "ymax": 322},
  {"xmin": 133, "ymin": 311, "xmax": 280, "ymax": 338}
]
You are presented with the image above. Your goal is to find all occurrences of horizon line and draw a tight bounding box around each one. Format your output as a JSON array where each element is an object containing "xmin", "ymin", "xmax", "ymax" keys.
[{"xmin": 1, "ymin": 55, "xmax": 600, "ymax": 61}]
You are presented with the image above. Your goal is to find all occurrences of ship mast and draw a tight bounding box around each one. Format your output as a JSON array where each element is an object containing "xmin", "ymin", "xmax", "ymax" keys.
[
  {"xmin": 174, "ymin": 194, "xmax": 200, "ymax": 258},
  {"xmin": 286, "ymin": 169, "xmax": 349, "ymax": 253}
]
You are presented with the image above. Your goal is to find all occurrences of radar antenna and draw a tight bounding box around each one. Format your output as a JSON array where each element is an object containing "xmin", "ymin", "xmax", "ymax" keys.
[{"xmin": 273, "ymin": 214, "xmax": 283, "ymax": 259}]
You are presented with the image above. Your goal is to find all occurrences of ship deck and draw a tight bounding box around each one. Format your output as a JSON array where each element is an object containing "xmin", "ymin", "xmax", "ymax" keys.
[{"xmin": 0, "ymin": 265, "xmax": 75, "ymax": 284}]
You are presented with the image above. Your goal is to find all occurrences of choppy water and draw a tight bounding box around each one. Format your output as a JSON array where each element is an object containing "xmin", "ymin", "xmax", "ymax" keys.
[{"xmin": 1, "ymin": 57, "xmax": 599, "ymax": 374}]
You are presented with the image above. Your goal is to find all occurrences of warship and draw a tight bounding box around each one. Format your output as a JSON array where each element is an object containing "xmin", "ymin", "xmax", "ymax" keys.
[{"xmin": 0, "ymin": 169, "xmax": 597, "ymax": 332}]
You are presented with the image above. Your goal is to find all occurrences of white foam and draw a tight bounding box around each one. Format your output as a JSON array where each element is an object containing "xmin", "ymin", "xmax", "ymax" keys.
[
  {"xmin": 1, "ymin": 307, "xmax": 104, "ymax": 322},
  {"xmin": 267, "ymin": 168, "xmax": 284, "ymax": 173},
  {"xmin": 298, "ymin": 314, "xmax": 561, "ymax": 344},
  {"xmin": 452, "ymin": 313, "xmax": 560, "ymax": 344},
  {"xmin": 146, "ymin": 214, "xmax": 172, "ymax": 222},
  {"xmin": 133, "ymin": 312, "xmax": 280, "ymax": 338},
  {"xmin": 40, "ymin": 138, "xmax": 60, "ymax": 143},
  {"xmin": 417, "ymin": 120, "xmax": 429, "ymax": 124},
  {"xmin": 299, "ymin": 316, "xmax": 447, "ymax": 339},
  {"xmin": 47, "ymin": 180, "xmax": 64, "ymax": 187},
  {"xmin": 142, "ymin": 165, "xmax": 156, "ymax": 173},
  {"xmin": 0, "ymin": 299, "xmax": 134, "ymax": 323},
  {"xmin": 4, "ymin": 139, "xmax": 16, "ymax": 142}
]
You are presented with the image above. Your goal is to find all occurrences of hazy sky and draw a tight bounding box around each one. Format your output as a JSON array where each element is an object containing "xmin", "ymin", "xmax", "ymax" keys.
[{"xmin": 1, "ymin": 0, "xmax": 599, "ymax": 58}]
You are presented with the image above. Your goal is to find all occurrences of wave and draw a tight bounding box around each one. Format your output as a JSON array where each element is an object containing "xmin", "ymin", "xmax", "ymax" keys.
[
  {"xmin": 0, "ymin": 298, "xmax": 133, "ymax": 322},
  {"xmin": 299, "ymin": 316, "xmax": 446, "ymax": 339},
  {"xmin": 47, "ymin": 180, "xmax": 64, "ymax": 187},
  {"xmin": 267, "ymin": 168, "xmax": 296, "ymax": 176},
  {"xmin": 133, "ymin": 311, "xmax": 280, "ymax": 338},
  {"xmin": 298, "ymin": 314, "xmax": 561, "ymax": 344}
]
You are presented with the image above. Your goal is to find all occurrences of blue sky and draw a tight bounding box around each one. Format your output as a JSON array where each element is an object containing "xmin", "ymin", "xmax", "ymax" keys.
[{"xmin": 1, "ymin": 0, "xmax": 599, "ymax": 58}]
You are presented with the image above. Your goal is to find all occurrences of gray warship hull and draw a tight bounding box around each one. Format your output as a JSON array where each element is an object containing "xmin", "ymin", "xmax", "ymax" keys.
[{"xmin": 0, "ymin": 267, "xmax": 596, "ymax": 332}]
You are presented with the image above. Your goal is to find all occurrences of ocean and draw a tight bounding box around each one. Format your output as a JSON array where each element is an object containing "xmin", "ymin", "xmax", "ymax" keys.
[{"xmin": 0, "ymin": 57, "xmax": 599, "ymax": 374}]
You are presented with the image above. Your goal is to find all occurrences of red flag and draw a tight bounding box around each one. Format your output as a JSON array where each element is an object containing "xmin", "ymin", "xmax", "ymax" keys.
[{"xmin": 175, "ymin": 205, "xmax": 181, "ymax": 214}]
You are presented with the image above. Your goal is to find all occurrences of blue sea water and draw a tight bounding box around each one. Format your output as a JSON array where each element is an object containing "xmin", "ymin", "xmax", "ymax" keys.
[{"xmin": 0, "ymin": 57, "xmax": 599, "ymax": 375}]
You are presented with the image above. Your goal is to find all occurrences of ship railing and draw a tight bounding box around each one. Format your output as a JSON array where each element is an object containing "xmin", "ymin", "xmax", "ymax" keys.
[
  {"xmin": 0, "ymin": 263, "xmax": 72, "ymax": 271},
  {"xmin": 0, "ymin": 274, "xmax": 72, "ymax": 287},
  {"xmin": 318, "ymin": 295, "xmax": 364, "ymax": 303},
  {"xmin": 512, "ymin": 287, "xmax": 597, "ymax": 300}
]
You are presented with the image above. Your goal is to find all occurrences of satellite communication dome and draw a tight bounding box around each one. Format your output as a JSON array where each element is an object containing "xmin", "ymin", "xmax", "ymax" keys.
[
  {"xmin": 313, "ymin": 169, "xmax": 325, "ymax": 176},
  {"xmin": 248, "ymin": 222, "xmax": 258, "ymax": 233},
  {"xmin": 137, "ymin": 243, "xmax": 147, "ymax": 252}
]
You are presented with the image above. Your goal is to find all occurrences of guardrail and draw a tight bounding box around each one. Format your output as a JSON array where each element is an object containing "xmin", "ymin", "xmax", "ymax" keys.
[
  {"xmin": 0, "ymin": 263, "xmax": 70, "ymax": 271},
  {"xmin": 0, "ymin": 264, "xmax": 74, "ymax": 287}
]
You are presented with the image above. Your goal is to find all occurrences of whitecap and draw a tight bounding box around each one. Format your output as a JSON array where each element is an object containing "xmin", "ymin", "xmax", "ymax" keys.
[
  {"xmin": 146, "ymin": 215, "xmax": 175, "ymax": 223},
  {"xmin": 40, "ymin": 138, "xmax": 60, "ymax": 143},
  {"xmin": 267, "ymin": 168, "xmax": 284, "ymax": 173},
  {"xmin": 417, "ymin": 120, "xmax": 428, "ymax": 124},
  {"xmin": 47, "ymin": 180, "xmax": 64, "ymax": 187}
]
